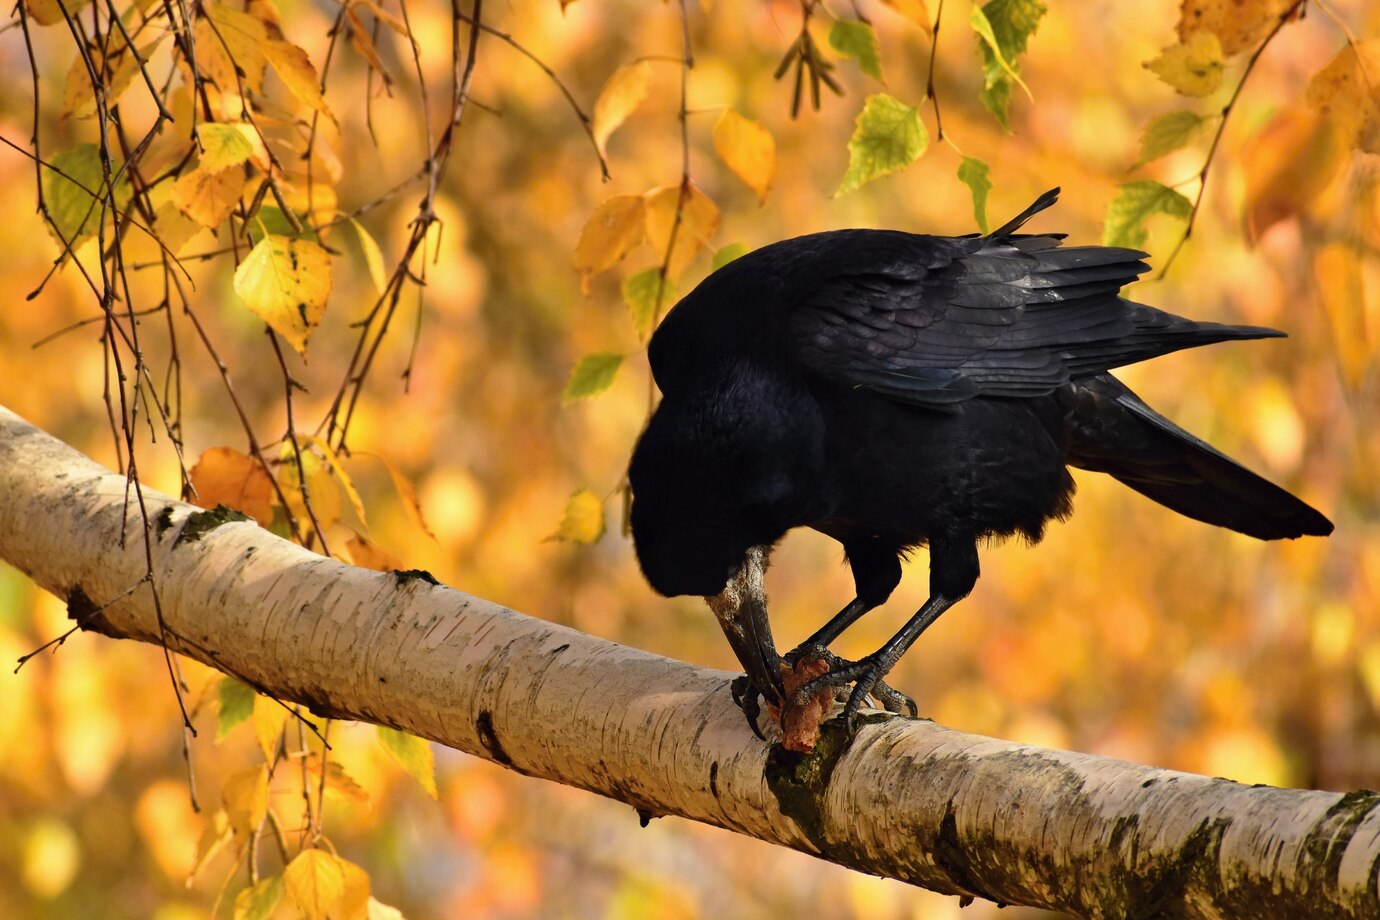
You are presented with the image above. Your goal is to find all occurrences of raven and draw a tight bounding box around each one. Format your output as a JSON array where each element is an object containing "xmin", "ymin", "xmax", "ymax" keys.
[{"xmin": 627, "ymin": 188, "xmax": 1332, "ymax": 737}]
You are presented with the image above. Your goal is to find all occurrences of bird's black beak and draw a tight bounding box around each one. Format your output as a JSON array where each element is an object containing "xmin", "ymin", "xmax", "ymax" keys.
[{"xmin": 704, "ymin": 546, "xmax": 784, "ymax": 706}]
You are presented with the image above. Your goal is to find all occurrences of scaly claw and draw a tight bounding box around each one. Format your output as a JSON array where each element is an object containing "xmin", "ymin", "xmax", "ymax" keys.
[
  {"xmin": 783, "ymin": 646, "xmax": 917, "ymax": 721},
  {"xmin": 730, "ymin": 675, "xmax": 768, "ymax": 741},
  {"xmin": 785, "ymin": 652, "xmax": 915, "ymax": 735}
]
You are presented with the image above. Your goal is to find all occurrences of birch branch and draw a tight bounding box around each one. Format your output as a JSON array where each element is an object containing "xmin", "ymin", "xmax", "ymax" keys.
[{"xmin": 0, "ymin": 403, "xmax": 1375, "ymax": 918}]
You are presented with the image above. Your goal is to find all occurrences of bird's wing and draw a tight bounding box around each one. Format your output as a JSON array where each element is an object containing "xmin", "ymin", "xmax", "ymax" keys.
[{"xmin": 791, "ymin": 191, "xmax": 1160, "ymax": 406}]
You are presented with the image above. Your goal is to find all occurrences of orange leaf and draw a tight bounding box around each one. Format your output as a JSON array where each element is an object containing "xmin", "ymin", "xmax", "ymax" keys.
[
  {"xmin": 1315, "ymin": 244, "xmax": 1373, "ymax": 389},
  {"xmin": 1240, "ymin": 106, "xmax": 1345, "ymax": 243},
  {"xmin": 189, "ymin": 447, "xmax": 274, "ymax": 527},
  {"xmin": 345, "ymin": 533, "xmax": 403, "ymax": 572},
  {"xmin": 173, "ymin": 166, "xmax": 247, "ymax": 229}
]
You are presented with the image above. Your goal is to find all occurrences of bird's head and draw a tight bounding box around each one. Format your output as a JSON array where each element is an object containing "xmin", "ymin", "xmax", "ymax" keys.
[{"xmin": 627, "ymin": 372, "xmax": 823, "ymax": 598}]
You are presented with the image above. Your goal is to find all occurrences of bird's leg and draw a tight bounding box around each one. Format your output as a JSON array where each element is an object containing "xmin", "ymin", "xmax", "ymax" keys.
[
  {"xmin": 782, "ymin": 596, "xmax": 874, "ymax": 667},
  {"xmin": 784, "ymin": 536, "xmax": 979, "ymax": 737},
  {"xmin": 705, "ymin": 546, "xmax": 784, "ymax": 727}
]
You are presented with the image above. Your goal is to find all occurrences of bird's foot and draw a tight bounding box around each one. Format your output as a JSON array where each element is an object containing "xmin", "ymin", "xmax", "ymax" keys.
[
  {"xmin": 778, "ymin": 650, "xmax": 916, "ymax": 751},
  {"xmin": 783, "ymin": 645, "xmax": 917, "ymax": 717},
  {"xmin": 730, "ymin": 675, "xmax": 776, "ymax": 741}
]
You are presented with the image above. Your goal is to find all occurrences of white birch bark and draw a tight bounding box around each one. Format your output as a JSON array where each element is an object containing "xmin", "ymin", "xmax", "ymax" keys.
[{"xmin": 0, "ymin": 403, "xmax": 1375, "ymax": 918}]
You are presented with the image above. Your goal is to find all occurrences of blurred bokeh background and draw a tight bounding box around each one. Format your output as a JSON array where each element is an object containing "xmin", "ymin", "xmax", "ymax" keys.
[{"xmin": 0, "ymin": 0, "xmax": 1377, "ymax": 916}]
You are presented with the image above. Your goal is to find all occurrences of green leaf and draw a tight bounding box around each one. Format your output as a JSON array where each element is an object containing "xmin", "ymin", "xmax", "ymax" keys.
[
  {"xmin": 218, "ymin": 677, "xmax": 256, "ymax": 740},
  {"xmin": 42, "ymin": 144, "xmax": 132, "ymax": 245},
  {"xmin": 234, "ymin": 874, "xmax": 284, "ymax": 920},
  {"xmin": 712, "ymin": 243, "xmax": 748, "ymax": 270},
  {"xmin": 957, "ymin": 157, "xmax": 993, "ymax": 233},
  {"xmin": 1103, "ymin": 180, "xmax": 1192, "ymax": 249},
  {"xmin": 549, "ymin": 488, "xmax": 606, "ymax": 544},
  {"xmin": 1136, "ymin": 111, "xmax": 1208, "ymax": 166},
  {"xmin": 376, "ymin": 727, "xmax": 437, "ymax": 798},
  {"xmin": 836, "ymin": 93, "xmax": 928, "ymax": 196},
  {"xmin": 972, "ymin": 0, "xmax": 1045, "ymax": 130},
  {"xmin": 621, "ymin": 269, "xmax": 677, "ymax": 335},
  {"xmin": 829, "ymin": 21, "xmax": 883, "ymax": 81},
  {"xmin": 562, "ymin": 353, "xmax": 623, "ymax": 405}
]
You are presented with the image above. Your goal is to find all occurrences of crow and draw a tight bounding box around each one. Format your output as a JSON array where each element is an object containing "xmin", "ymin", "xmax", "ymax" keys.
[{"xmin": 627, "ymin": 188, "xmax": 1332, "ymax": 736}]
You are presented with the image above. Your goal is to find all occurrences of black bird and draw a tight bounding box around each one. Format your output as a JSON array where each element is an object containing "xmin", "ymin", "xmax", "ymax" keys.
[{"xmin": 628, "ymin": 188, "xmax": 1332, "ymax": 731}]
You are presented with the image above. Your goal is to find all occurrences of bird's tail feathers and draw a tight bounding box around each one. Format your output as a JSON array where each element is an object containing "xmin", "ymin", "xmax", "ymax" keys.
[
  {"xmin": 1064, "ymin": 376, "xmax": 1333, "ymax": 540},
  {"xmin": 990, "ymin": 187, "xmax": 1062, "ymax": 238}
]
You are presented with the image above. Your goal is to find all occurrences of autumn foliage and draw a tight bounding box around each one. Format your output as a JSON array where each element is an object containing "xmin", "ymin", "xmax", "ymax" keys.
[{"xmin": 0, "ymin": 0, "xmax": 1377, "ymax": 916}]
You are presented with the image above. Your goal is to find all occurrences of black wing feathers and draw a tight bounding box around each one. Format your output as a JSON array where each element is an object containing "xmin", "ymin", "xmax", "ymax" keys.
[
  {"xmin": 1065, "ymin": 376, "xmax": 1333, "ymax": 539},
  {"xmin": 790, "ymin": 191, "xmax": 1283, "ymax": 406}
]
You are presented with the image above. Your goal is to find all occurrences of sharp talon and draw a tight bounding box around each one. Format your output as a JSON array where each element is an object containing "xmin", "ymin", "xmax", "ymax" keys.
[{"xmin": 730, "ymin": 675, "xmax": 768, "ymax": 741}]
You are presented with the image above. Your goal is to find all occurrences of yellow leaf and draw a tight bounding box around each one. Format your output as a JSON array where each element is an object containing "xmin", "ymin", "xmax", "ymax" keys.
[
  {"xmin": 357, "ymin": 452, "xmax": 436, "ymax": 541},
  {"xmin": 376, "ymin": 726, "xmax": 438, "ymax": 798},
  {"xmin": 306, "ymin": 754, "xmax": 371, "ymax": 805},
  {"xmin": 1241, "ymin": 106, "xmax": 1344, "ymax": 243},
  {"xmin": 188, "ymin": 810, "xmax": 231, "ymax": 883},
  {"xmin": 336, "ymin": 857, "xmax": 372, "ymax": 920},
  {"xmin": 265, "ymin": 40, "xmax": 335, "ymax": 120},
  {"xmin": 196, "ymin": 123, "xmax": 268, "ymax": 173},
  {"xmin": 62, "ymin": 36, "xmax": 163, "ymax": 120},
  {"xmin": 200, "ymin": 4, "xmax": 270, "ymax": 94},
  {"xmin": 878, "ymin": 0, "xmax": 932, "ymax": 34},
  {"xmin": 350, "ymin": 218, "xmax": 389, "ymax": 295},
  {"xmin": 233, "ymin": 235, "xmax": 332, "ymax": 355},
  {"xmin": 549, "ymin": 488, "xmax": 605, "ymax": 544},
  {"xmin": 713, "ymin": 110, "xmax": 776, "ymax": 205},
  {"xmin": 152, "ymin": 201, "xmax": 206, "ymax": 257},
  {"xmin": 367, "ymin": 898, "xmax": 406, "ymax": 920},
  {"xmin": 644, "ymin": 183, "xmax": 720, "ymax": 280},
  {"xmin": 221, "ymin": 766, "xmax": 269, "ymax": 841},
  {"xmin": 189, "ymin": 446, "xmax": 274, "ymax": 527},
  {"xmin": 284, "ymin": 849, "xmax": 346, "ymax": 920},
  {"xmin": 1177, "ymin": 0, "xmax": 1299, "ymax": 57},
  {"xmin": 1306, "ymin": 40, "xmax": 1380, "ymax": 155},
  {"xmin": 22, "ymin": 0, "xmax": 92, "ymax": 26},
  {"xmin": 173, "ymin": 166, "xmax": 247, "ymax": 230},
  {"xmin": 592, "ymin": 62, "xmax": 653, "ymax": 156},
  {"xmin": 301, "ymin": 434, "xmax": 367, "ymax": 531},
  {"xmin": 345, "ymin": 533, "xmax": 403, "ymax": 572},
  {"xmin": 1144, "ymin": 30, "xmax": 1224, "ymax": 97},
  {"xmin": 573, "ymin": 195, "xmax": 646, "ymax": 282},
  {"xmin": 277, "ymin": 442, "xmax": 343, "ymax": 535},
  {"xmin": 1315, "ymin": 244, "xmax": 1372, "ymax": 389},
  {"xmin": 251, "ymin": 695, "xmax": 288, "ymax": 761}
]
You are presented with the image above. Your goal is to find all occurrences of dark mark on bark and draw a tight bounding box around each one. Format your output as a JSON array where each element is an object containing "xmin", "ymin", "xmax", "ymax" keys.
[
  {"xmin": 66, "ymin": 585, "xmax": 112, "ymax": 633},
  {"xmin": 637, "ymin": 808, "xmax": 658, "ymax": 827},
  {"xmin": 551, "ymin": 643, "xmax": 569, "ymax": 654},
  {"xmin": 1123, "ymin": 815, "xmax": 1231, "ymax": 920},
  {"xmin": 709, "ymin": 761, "xmax": 720, "ymax": 800},
  {"xmin": 764, "ymin": 714, "xmax": 885, "ymax": 851},
  {"xmin": 392, "ymin": 568, "xmax": 440, "ymax": 586},
  {"xmin": 477, "ymin": 710, "xmax": 512, "ymax": 767},
  {"xmin": 154, "ymin": 506, "xmax": 175, "ymax": 537},
  {"xmin": 175, "ymin": 505, "xmax": 250, "ymax": 546}
]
